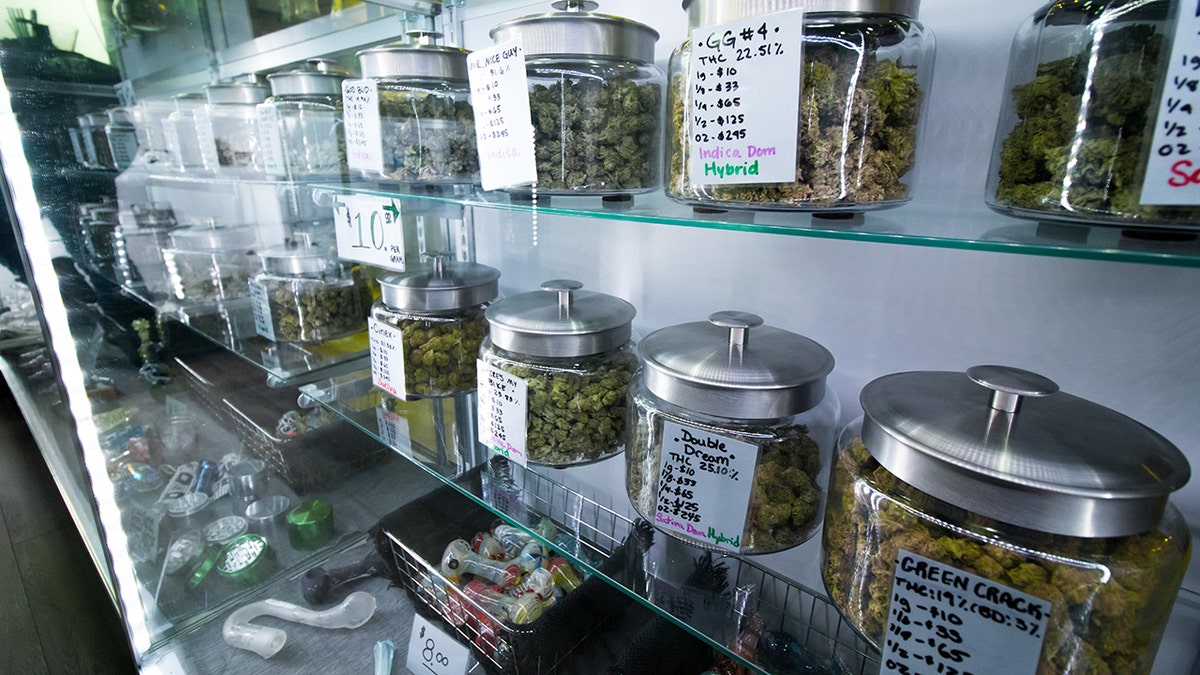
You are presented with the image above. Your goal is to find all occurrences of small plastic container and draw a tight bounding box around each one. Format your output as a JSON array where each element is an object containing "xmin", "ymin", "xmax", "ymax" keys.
[
  {"xmin": 114, "ymin": 202, "xmax": 178, "ymax": 298},
  {"xmin": 371, "ymin": 255, "xmax": 499, "ymax": 398},
  {"xmin": 265, "ymin": 59, "xmax": 348, "ymax": 179},
  {"xmin": 104, "ymin": 107, "xmax": 140, "ymax": 170},
  {"xmin": 356, "ymin": 30, "xmax": 479, "ymax": 185},
  {"xmin": 163, "ymin": 223, "xmax": 260, "ymax": 305},
  {"xmin": 135, "ymin": 96, "xmax": 175, "ymax": 166},
  {"xmin": 626, "ymin": 312, "xmax": 837, "ymax": 554},
  {"xmin": 79, "ymin": 112, "xmax": 114, "ymax": 169},
  {"xmin": 201, "ymin": 78, "xmax": 271, "ymax": 172},
  {"xmin": 250, "ymin": 242, "xmax": 372, "ymax": 343},
  {"xmin": 490, "ymin": 1, "xmax": 663, "ymax": 195},
  {"xmin": 665, "ymin": 0, "xmax": 934, "ymax": 212},
  {"xmin": 164, "ymin": 93, "xmax": 208, "ymax": 171},
  {"xmin": 823, "ymin": 366, "xmax": 1191, "ymax": 675},
  {"xmin": 85, "ymin": 206, "xmax": 120, "ymax": 264},
  {"xmin": 480, "ymin": 279, "xmax": 638, "ymax": 466}
]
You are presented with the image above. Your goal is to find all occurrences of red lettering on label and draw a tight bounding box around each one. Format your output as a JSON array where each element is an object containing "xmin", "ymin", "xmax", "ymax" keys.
[{"xmin": 1168, "ymin": 159, "xmax": 1200, "ymax": 186}]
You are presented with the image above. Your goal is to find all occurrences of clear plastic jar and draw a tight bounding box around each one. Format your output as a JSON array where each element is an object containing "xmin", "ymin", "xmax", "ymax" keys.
[
  {"xmin": 490, "ymin": 2, "xmax": 663, "ymax": 195},
  {"xmin": 986, "ymin": 0, "xmax": 1197, "ymax": 228},
  {"xmin": 480, "ymin": 280, "xmax": 637, "ymax": 466},
  {"xmin": 266, "ymin": 59, "xmax": 348, "ymax": 179},
  {"xmin": 200, "ymin": 78, "xmax": 271, "ymax": 172},
  {"xmin": 357, "ymin": 32, "xmax": 479, "ymax": 185},
  {"xmin": 104, "ymin": 107, "xmax": 140, "ymax": 170},
  {"xmin": 115, "ymin": 202, "xmax": 178, "ymax": 297},
  {"xmin": 85, "ymin": 206, "xmax": 119, "ymax": 264},
  {"xmin": 626, "ymin": 312, "xmax": 837, "ymax": 554},
  {"xmin": 164, "ymin": 93, "xmax": 207, "ymax": 171},
  {"xmin": 666, "ymin": 0, "xmax": 933, "ymax": 212},
  {"xmin": 163, "ymin": 223, "xmax": 260, "ymax": 305},
  {"xmin": 822, "ymin": 366, "xmax": 1191, "ymax": 675},
  {"xmin": 251, "ymin": 243, "xmax": 372, "ymax": 343},
  {"xmin": 135, "ymin": 96, "xmax": 174, "ymax": 166},
  {"xmin": 370, "ymin": 256, "xmax": 499, "ymax": 398}
]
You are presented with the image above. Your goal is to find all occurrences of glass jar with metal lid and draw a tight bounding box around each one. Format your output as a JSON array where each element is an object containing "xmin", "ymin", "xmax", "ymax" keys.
[
  {"xmin": 163, "ymin": 222, "xmax": 260, "ymax": 305},
  {"xmin": 371, "ymin": 254, "xmax": 499, "ymax": 398},
  {"xmin": 251, "ymin": 241, "xmax": 372, "ymax": 343},
  {"xmin": 986, "ymin": 1, "xmax": 1197, "ymax": 229},
  {"xmin": 480, "ymin": 279, "xmax": 638, "ymax": 466},
  {"xmin": 822, "ymin": 366, "xmax": 1191, "ymax": 675},
  {"xmin": 104, "ymin": 107, "xmax": 139, "ymax": 170},
  {"xmin": 489, "ymin": 1, "xmax": 664, "ymax": 195},
  {"xmin": 665, "ymin": 0, "xmax": 933, "ymax": 212},
  {"xmin": 201, "ymin": 77, "xmax": 271, "ymax": 172},
  {"xmin": 356, "ymin": 31, "xmax": 479, "ymax": 185},
  {"xmin": 266, "ymin": 59, "xmax": 348, "ymax": 179},
  {"xmin": 626, "ymin": 311, "xmax": 837, "ymax": 554},
  {"xmin": 80, "ymin": 112, "xmax": 115, "ymax": 169},
  {"xmin": 164, "ymin": 93, "xmax": 207, "ymax": 171}
]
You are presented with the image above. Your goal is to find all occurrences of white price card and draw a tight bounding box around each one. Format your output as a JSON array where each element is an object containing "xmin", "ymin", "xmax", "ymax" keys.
[
  {"xmin": 375, "ymin": 406, "xmax": 411, "ymax": 454},
  {"xmin": 688, "ymin": 9, "xmax": 805, "ymax": 186},
  {"xmin": 193, "ymin": 108, "xmax": 220, "ymax": 169},
  {"xmin": 332, "ymin": 194, "xmax": 406, "ymax": 270},
  {"xmin": 1141, "ymin": 7, "xmax": 1200, "ymax": 205},
  {"xmin": 655, "ymin": 422, "xmax": 757, "ymax": 552},
  {"xmin": 256, "ymin": 103, "xmax": 287, "ymax": 176},
  {"xmin": 467, "ymin": 38, "xmax": 538, "ymax": 191},
  {"xmin": 368, "ymin": 316, "xmax": 405, "ymax": 398},
  {"xmin": 342, "ymin": 78, "xmax": 384, "ymax": 173},
  {"xmin": 476, "ymin": 360, "xmax": 528, "ymax": 466},
  {"xmin": 406, "ymin": 613, "xmax": 474, "ymax": 675},
  {"xmin": 108, "ymin": 130, "xmax": 139, "ymax": 169},
  {"xmin": 882, "ymin": 550, "xmax": 1051, "ymax": 675},
  {"xmin": 249, "ymin": 278, "xmax": 275, "ymax": 341}
]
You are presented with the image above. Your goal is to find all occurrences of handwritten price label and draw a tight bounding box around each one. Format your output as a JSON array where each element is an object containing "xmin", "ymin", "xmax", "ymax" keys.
[
  {"xmin": 248, "ymin": 277, "xmax": 276, "ymax": 341},
  {"xmin": 1141, "ymin": 7, "xmax": 1200, "ymax": 204},
  {"xmin": 688, "ymin": 9, "xmax": 804, "ymax": 185},
  {"xmin": 342, "ymin": 78, "xmax": 384, "ymax": 173},
  {"xmin": 332, "ymin": 194, "xmax": 405, "ymax": 270},
  {"xmin": 467, "ymin": 38, "xmax": 537, "ymax": 190},
  {"xmin": 368, "ymin": 316, "xmax": 405, "ymax": 398},
  {"xmin": 256, "ymin": 102, "xmax": 286, "ymax": 176},
  {"xmin": 476, "ymin": 360, "xmax": 528, "ymax": 466},
  {"xmin": 375, "ymin": 406, "xmax": 411, "ymax": 455},
  {"xmin": 406, "ymin": 613, "xmax": 473, "ymax": 675}
]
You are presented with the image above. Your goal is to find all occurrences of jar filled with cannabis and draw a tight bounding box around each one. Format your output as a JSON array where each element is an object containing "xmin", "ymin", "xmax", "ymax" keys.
[
  {"xmin": 371, "ymin": 255, "xmax": 499, "ymax": 398},
  {"xmin": 356, "ymin": 31, "xmax": 479, "ymax": 185},
  {"xmin": 79, "ymin": 112, "xmax": 115, "ymax": 169},
  {"xmin": 986, "ymin": 0, "xmax": 1200, "ymax": 229},
  {"xmin": 200, "ymin": 77, "xmax": 271, "ymax": 172},
  {"xmin": 164, "ymin": 93, "xmax": 207, "ymax": 171},
  {"xmin": 823, "ymin": 366, "xmax": 1191, "ymax": 675},
  {"xmin": 266, "ymin": 59, "xmax": 348, "ymax": 179},
  {"xmin": 626, "ymin": 312, "xmax": 837, "ymax": 555},
  {"xmin": 480, "ymin": 280, "xmax": 637, "ymax": 466},
  {"xmin": 251, "ymin": 242, "xmax": 372, "ymax": 343},
  {"xmin": 489, "ymin": 1, "xmax": 664, "ymax": 195},
  {"xmin": 666, "ymin": 0, "xmax": 933, "ymax": 212},
  {"xmin": 163, "ymin": 222, "xmax": 260, "ymax": 305},
  {"xmin": 104, "ymin": 107, "xmax": 139, "ymax": 170}
]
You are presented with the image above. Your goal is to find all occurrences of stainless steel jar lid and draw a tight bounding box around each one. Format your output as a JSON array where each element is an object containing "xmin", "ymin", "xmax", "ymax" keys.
[
  {"xmin": 357, "ymin": 31, "xmax": 470, "ymax": 82},
  {"xmin": 490, "ymin": 1, "xmax": 659, "ymax": 64},
  {"xmin": 172, "ymin": 92, "xmax": 206, "ymax": 111},
  {"xmin": 268, "ymin": 59, "xmax": 348, "ymax": 97},
  {"xmin": 259, "ymin": 243, "xmax": 332, "ymax": 276},
  {"xmin": 860, "ymin": 365, "xmax": 1191, "ymax": 539},
  {"xmin": 205, "ymin": 79, "xmax": 270, "ymax": 105},
  {"xmin": 169, "ymin": 224, "xmax": 257, "ymax": 252},
  {"xmin": 485, "ymin": 279, "xmax": 635, "ymax": 358},
  {"xmin": 640, "ymin": 311, "xmax": 833, "ymax": 419},
  {"xmin": 379, "ymin": 255, "xmax": 500, "ymax": 312},
  {"xmin": 683, "ymin": 0, "xmax": 921, "ymax": 26}
]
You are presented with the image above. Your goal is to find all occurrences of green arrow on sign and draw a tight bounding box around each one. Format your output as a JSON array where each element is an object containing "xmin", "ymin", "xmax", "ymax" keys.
[
  {"xmin": 330, "ymin": 198, "xmax": 344, "ymax": 210},
  {"xmin": 383, "ymin": 200, "xmax": 400, "ymax": 219}
]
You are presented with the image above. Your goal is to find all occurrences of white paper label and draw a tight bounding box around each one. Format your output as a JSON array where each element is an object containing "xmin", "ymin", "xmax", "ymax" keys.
[
  {"xmin": 193, "ymin": 108, "xmax": 220, "ymax": 168},
  {"xmin": 406, "ymin": 613, "xmax": 473, "ymax": 675},
  {"xmin": 476, "ymin": 360, "xmax": 528, "ymax": 466},
  {"xmin": 688, "ymin": 10, "xmax": 805, "ymax": 186},
  {"xmin": 368, "ymin": 316, "xmax": 405, "ymax": 398},
  {"xmin": 342, "ymin": 79, "xmax": 384, "ymax": 173},
  {"xmin": 108, "ymin": 129, "xmax": 139, "ymax": 169},
  {"xmin": 332, "ymin": 194, "xmax": 405, "ymax": 270},
  {"xmin": 882, "ymin": 550, "xmax": 1051, "ymax": 675},
  {"xmin": 1141, "ymin": 8, "xmax": 1200, "ymax": 204},
  {"xmin": 249, "ymin": 278, "xmax": 275, "ymax": 341},
  {"xmin": 256, "ymin": 103, "xmax": 287, "ymax": 176},
  {"xmin": 654, "ymin": 422, "xmax": 757, "ymax": 552},
  {"xmin": 375, "ymin": 406, "xmax": 411, "ymax": 454},
  {"xmin": 68, "ymin": 128, "xmax": 85, "ymax": 164},
  {"xmin": 467, "ymin": 38, "xmax": 538, "ymax": 191},
  {"xmin": 163, "ymin": 121, "xmax": 183, "ymax": 166}
]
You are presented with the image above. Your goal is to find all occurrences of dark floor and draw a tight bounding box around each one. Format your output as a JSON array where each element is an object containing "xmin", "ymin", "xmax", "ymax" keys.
[{"xmin": 0, "ymin": 382, "xmax": 139, "ymax": 674}]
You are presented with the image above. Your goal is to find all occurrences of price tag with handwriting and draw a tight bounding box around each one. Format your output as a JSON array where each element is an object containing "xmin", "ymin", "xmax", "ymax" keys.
[
  {"xmin": 108, "ymin": 129, "xmax": 138, "ymax": 169},
  {"xmin": 332, "ymin": 194, "xmax": 406, "ymax": 270},
  {"xmin": 467, "ymin": 38, "xmax": 538, "ymax": 191},
  {"xmin": 248, "ymin": 277, "xmax": 276, "ymax": 341},
  {"xmin": 476, "ymin": 360, "xmax": 528, "ymax": 466},
  {"xmin": 375, "ymin": 406, "xmax": 411, "ymax": 453},
  {"xmin": 882, "ymin": 550, "xmax": 1050, "ymax": 675},
  {"xmin": 406, "ymin": 613, "xmax": 473, "ymax": 675},
  {"xmin": 193, "ymin": 108, "xmax": 221, "ymax": 169},
  {"xmin": 256, "ymin": 103, "xmax": 287, "ymax": 176},
  {"xmin": 655, "ymin": 422, "xmax": 757, "ymax": 552},
  {"xmin": 1141, "ymin": 8, "xmax": 1200, "ymax": 205},
  {"xmin": 342, "ymin": 78, "xmax": 384, "ymax": 173},
  {"xmin": 688, "ymin": 9, "xmax": 804, "ymax": 185},
  {"xmin": 368, "ymin": 316, "xmax": 405, "ymax": 398}
]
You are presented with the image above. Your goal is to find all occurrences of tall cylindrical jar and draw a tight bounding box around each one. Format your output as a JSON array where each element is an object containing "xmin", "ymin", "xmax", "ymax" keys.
[
  {"xmin": 823, "ymin": 366, "xmax": 1191, "ymax": 675},
  {"xmin": 626, "ymin": 312, "xmax": 837, "ymax": 554},
  {"xmin": 164, "ymin": 93, "xmax": 207, "ymax": 171},
  {"xmin": 250, "ymin": 243, "xmax": 373, "ymax": 344},
  {"xmin": 266, "ymin": 59, "xmax": 348, "ymax": 179},
  {"xmin": 985, "ymin": 1, "xmax": 1199, "ymax": 229},
  {"xmin": 370, "ymin": 255, "xmax": 500, "ymax": 399},
  {"xmin": 356, "ymin": 31, "xmax": 479, "ymax": 185},
  {"xmin": 489, "ymin": 1, "xmax": 664, "ymax": 195},
  {"xmin": 666, "ymin": 0, "xmax": 933, "ymax": 212},
  {"xmin": 480, "ymin": 280, "xmax": 637, "ymax": 466},
  {"xmin": 200, "ymin": 78, "xmax": 271, "ymax": 172}
]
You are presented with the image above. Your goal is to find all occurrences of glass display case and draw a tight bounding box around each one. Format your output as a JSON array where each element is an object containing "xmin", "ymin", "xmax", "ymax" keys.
[{"xmin": 0, "ymin": 2, "xmax": 1198, "ymax": 674}]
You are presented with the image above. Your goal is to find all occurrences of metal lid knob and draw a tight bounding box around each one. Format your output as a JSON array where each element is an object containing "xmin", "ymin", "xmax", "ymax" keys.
[
  {"xmin": 552, "ymin": 0, "xmax": 600, "ymax": 10},
  {"xmin": 485, "ymin": 279, "xmax": 635, "ymax": 358},
  {"xmin": 967, "ymin": 365, "xmax": 1058, "ymax": 414},
  {"xmin": 542, "ymin": 279, "xmax": 583, "ymax": 316},
  {"xmin": 709, "ymin": 310, "xmax": 763, "ymax": 348},
  {"xmin": 406, "ymin": 29, "xmax": 444, "ymax": 45}
]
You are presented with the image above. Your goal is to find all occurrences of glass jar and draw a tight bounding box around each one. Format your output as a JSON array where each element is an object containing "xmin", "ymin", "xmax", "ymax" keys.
[
  {"xmin": 265, "ymin": 59, "xmax": 348, "ymax": 179},
  {"xmin": 201, "ymin": 78, "xmax": 271, "ymax": 172},
  {"xmin": 251, "ymin": 243, "xmax": 372, "ymax": 343},
  {"xmin": 985, "ymin": 1, "xmax": 1198, "ymax": 229},
  {"xmin": 490, "ymin": 2, "xmax": 663, "ymax": 195},
  {"xmin": 164, "ymin": 93, "xmax": 207, "ymax": 171},
  {"xmin": 104, "ymin": 107, "xmax": 140, "ymax": 170},
  {"xmin": 356, "ymin": 31, "xmax": 479, "ymax": 185},
  {"xmin": 666, "ymin": 0, "xmax": 933, "ymax": 212},
  {"xmin": 163, "ymin": 223, "xmax": 260, "ymax": 305},
  {"xmin": 371, "ymin": 255, "xmax": 499, "ymax": 398},
  {"xmin": 115, "ymin": 202, "xmax": 178, "ymax": 297},
  {"xmin": 85, "ymin": 206, "xmax": 120, "ymax": 264},
  {"xmin": 480, "ymin": 280, "xmax": 637, "ymax": 466},
  {"xmin": 822, "ymin": 366, "xmax": 1191, "ymax": 675},
  {"xmin": 136, "ymin": 96, "xmax": 174, "ymax": 166},
  {"xmin": 626, "ymin": 312, "xmax": 837, "ymax": 555},
  {"xmin": 80, "ymin": 112, "xmax": 115, "ymax": 169}
]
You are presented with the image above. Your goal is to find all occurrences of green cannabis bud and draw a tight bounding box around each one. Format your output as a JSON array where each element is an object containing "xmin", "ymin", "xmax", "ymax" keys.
[
  {"xmin": 265, "ymin": 268, "xmax": 372, "ymax": 343},
  {"xmin": 377, "ymin": 89, "xmax": 479, "ymax": 183},
  {"xmin": 376, "ymin": 306, "xmax": 488, "ymax": 398}
]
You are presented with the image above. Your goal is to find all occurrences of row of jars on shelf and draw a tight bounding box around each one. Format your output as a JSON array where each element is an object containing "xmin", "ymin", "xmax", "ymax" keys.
[{"xmin": 75, "ymin": 0, "xmax": 1200, "ymax": 229}]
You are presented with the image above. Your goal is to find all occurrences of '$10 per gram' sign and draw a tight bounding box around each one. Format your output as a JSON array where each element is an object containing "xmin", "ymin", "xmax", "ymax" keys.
[{"xmin": 332, "ymin": 195, "xmax": 407, "ymax": 270}]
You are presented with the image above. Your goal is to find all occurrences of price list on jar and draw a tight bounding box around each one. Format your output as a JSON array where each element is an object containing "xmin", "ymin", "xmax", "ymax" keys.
[
  {"xmin": 882, "ymin": 550, "xmax": 1050, "ymax": 675},
  {"xmin": 688, "ymin": 9, "xmax": 805, "ymax": 186},
  {"xmin": 1141, "ymin": 7, "xmax": 1200, "ymax": 204},
  {"xmin": 476, "ymin": 360, "xmax": 528, "ymax": 466},
  {"xmin": 341, "ymin": 78, "xmax": 384, "ymax": 173},
  {"xmin": 655, "ymin": 422, "xmax": 757, "ymax": 553},
  {"xmin": 467, "ymin": 38, "xmax": 537, "ymax": 191},
  {"xmin": 367, "ymin": 316, "xmax": 405, "ymax": 398}
]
